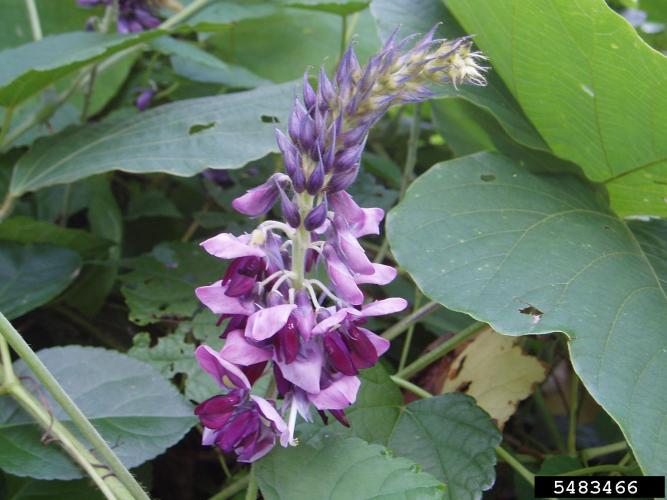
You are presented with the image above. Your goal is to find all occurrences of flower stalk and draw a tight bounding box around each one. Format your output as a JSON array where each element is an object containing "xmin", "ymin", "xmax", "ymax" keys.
[{"xmin": 192, "ymin": 27, "xmax": 487, "ymax": 463}]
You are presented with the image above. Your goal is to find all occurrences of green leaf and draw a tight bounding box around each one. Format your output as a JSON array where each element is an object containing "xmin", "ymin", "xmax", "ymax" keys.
[
  {"xmin": 209, "ymin": 8, "xmax": 380, "ymax": 82},
  {"xmin": 0, "ymin": 0, "xmax": 101, "ymax": 50},
  {"xmin": 387, "ymin": 151, "xmax": 667, "ymax": 476},
  {"xmin": 188, "ymin": 0, "xmax": 280, "ymax": 29},
  {"xmin": 0, "ymin": 346, "xmax": 196, "ymax": 480},
  {"xmin": 0, "ymin": 216, "xmax": 111, "ymax": 258},
  {"xmin": 279, "ymin": 0, "xmax": 370, "ymax": 15},
  {"xmin": 369, "ymin": 0, "xmax": 546, "ymax": 151},
  {"xmin": 0, "ymin": 473, "xmax": 103, "ymax": 500},
  {"xmin": 120, "ymin": 242, "xmax": 227, "ymax": 325},
  {"xmin": 447, "ymin": 0, "xmax": 667, "ymax": 217},
  {"xmin": 256, "ymin": 436, "xmax": 445, "ymax": 500},
  {"xmin": 152, "ymin": 36, "xmax": 269, "ymax": 88},
  {"xmin": 387, "ymin": 395, "xmax": 501, "ymax": 500},
  {"xmin": 313, "ymin": 368, "xmax": 500, "ymax": 499},
  {"xmin": 0, "ymin": 242, "xmax": 81, "ymax": 319},
  {"xmin": 0, "ymin": 31, "xmax": 162, "ymax": 107},
  {"xmin": 126, "ymin": 189, "xmax": 183, "ymax": 220},
  {"xmin": 9, "ymin": 82, "xmax": 296, "ymax": 195}
]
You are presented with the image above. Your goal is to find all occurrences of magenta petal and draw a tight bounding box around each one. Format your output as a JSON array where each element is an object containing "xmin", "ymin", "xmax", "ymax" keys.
[
  {"xmin": 308, "ymin": 376, "xmax": 361, "ymax": 410},
  {"xmin": 354, "ymin": 263, "xmax": 397, "ymax": 285},
  {"xmin": 221, "ymin": 330, "xmax": 272, "ymax": 366},
  {"xmin": 196, "ymin": 281, "xmax": 256, "ymax": 315},
  {"xmin": 329, "ymin": 191, "xmax": 384, "ymax": 237},
  {"xmin": 250, "ymin": 395, "xmax": 287, "ymax": 434},
  {"xmin": 358, "ymin": 327, "xmax": 390, "ymax": 356},
  {"xmin": 201, "ymin": 233, "xmax": 264, "ymax": 259},
  {"xmin": 336, "ymin": 226, "xmax": 375, "ymax": 275},
  {"xmin": 324, "ymin": 246, "xmax": 364, "ymax": 305},
  {"xmin": 237, "ymin": 431, "xmax": 276, "ymax": 462},
  {"xmin": 361, "ymin": 298, "xmax": 408, "ymax": 317},
  {"xmin": 195, "ymin": 394, "xmax": 240, "ymax": 429},
  {"xmin": 202, "ymin": 427, "xmax": 219, "ymax": 446},
  {"xmin": 195, "ymin": 345, "xmax": 250, "ymax": 390},
  {"xmin": 354, "ymin": 207, "xmax": 384, "ymax": 237},
  {"xmin": 245, "ymin": 304, "xmax": 297, "ymax": 341},
  {"xmin": 276, "ymin": 341, "xmax": 323, "ymax": 394},
  {"xmin": 312, "ymin": 307, "xmax": 359, "ymax": 335}
]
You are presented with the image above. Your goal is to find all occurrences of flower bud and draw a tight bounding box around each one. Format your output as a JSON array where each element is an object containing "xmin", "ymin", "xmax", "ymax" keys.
[
  {"xmin": 304, "ymin": 197, "xmax": 328, "ymax": 231},
  {"xmin": 278, "ymin": 187, "xmax": 301, "ymax": 228},
  {"xmin": 306, "ymin": 156, "xmax": 325, "ymax": 195}
]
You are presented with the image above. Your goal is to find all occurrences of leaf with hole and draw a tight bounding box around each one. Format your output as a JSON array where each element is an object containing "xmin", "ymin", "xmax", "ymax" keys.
[
  {"xmin": 9, "ymin": 81, "xmax": 297, "ymax": 195},
  {"xmin": 387, "ymin": 151, "xmax": 667, "ymax": 476}
]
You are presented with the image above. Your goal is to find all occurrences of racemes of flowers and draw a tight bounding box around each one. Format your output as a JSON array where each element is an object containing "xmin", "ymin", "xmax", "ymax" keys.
[
  {"xmin": 78, "ymin": 0, "xmax": 181, "ymax": 33},
  {"xmin": 194, "ymin": 28, "xmax": 487, "ymax": 462}
]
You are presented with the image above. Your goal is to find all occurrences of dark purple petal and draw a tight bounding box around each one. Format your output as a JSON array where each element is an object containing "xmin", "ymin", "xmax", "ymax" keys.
[
  {"xmin": 345, "ymin": 326, "xmax": 378, "ymax": 369},
  {"xmin": 195, "ymin": 393, "xmax": 241, "ymax": 429},
  {"xmin": 329, "ymin": 409, "xmax": 350, "ymax": 427},
  {"xmin": 306, "ymin": 157, "xmax": 325, "ymax": 195},
  {"xmin": 323, "ymin": 332, "xmax": 357, "ymax": 376},
  {"xmin": 304, "ymin": 197, "xmax": 328, "ymax": 231},
  {"xmin": 278, "ymin": 187, "xmax": 301, "ymax": 228},
  {"xmin": 274, "ymin": 317, "xmax": 300, "ymax": 364}
]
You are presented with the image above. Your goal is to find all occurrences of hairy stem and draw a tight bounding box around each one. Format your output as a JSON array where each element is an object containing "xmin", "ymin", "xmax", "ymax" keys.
[
  {"xmin": 381, "ymin": 301, "xmax": 440, "ymax": 341},
  {"xmin": 245, "ymin": 466, "xmax": 258, "ymax": 500},
  {"xmin": 292, "ymin": 193, "xmax": 314, "ymax": 290},
  {"xmin": 533, "ymin": 388, "xmax": 565, "ymax": 452},
  {"xmin": 395, "ymin": 321, "xmax": 485, "ymax": 379},
  {"xmin": 0, "ymin": 313, "xmax": 149, "ymax": 500}
]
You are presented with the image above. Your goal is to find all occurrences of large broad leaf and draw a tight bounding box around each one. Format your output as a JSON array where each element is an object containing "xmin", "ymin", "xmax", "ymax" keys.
[
  {"xmin": 8, "ymin": 82, "xmax": 296, "ymax": 195},
  {"xmin": 387, "ymin": 152, "xmax": 667, "ymax": 476},
  {"xmin": 256, "ymin": 436, "xmax": 445, "ymax": 500},
  {"xmin": 0, "ymin": 346, "xmax": 196, "ymax": 480},
  {"xmin": 369, "ymin": 0, "xmax": 547, "ymax": 152},
  {"xmin": 120, "ymin": 242, "xmax": 228, "ymax": 325},
  {"xmin": 315, "ymin": 367, "xmax": 501, "ymax": 500},
  {"xmin": 152, "ymin": 37, "xmax": 269, "ymax": 88},
  {"xmin": 209, "ymin": 8, "xmax": 380, "ymax": 82},
  {"xmin": 279, "ymin": 0, "xmax": 370, "ymax": 15},
  {"xmin": 0, "ymin": 242, "xmax": 81, "ymax": 319},
  {"xmin": 447, "ymin": 0, "xmax": 667, "ymax": 217},
  {"xmin": 0, "ymin": 31, "xmax": 161, "ymax": 107}
]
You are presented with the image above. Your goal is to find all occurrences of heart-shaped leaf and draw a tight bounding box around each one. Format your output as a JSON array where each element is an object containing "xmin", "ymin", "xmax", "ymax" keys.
[{"xmin": 387, "ymin": 151, "xmax": 667, "ymax": 476}]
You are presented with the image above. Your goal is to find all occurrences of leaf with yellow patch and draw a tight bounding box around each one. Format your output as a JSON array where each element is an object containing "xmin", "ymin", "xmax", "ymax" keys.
[{"xmin": 441, "ymin": 328, "xmax": 547, "ymax": 429}]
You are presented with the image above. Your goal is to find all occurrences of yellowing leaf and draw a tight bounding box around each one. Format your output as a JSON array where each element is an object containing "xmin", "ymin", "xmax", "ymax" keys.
[{"xmin": 441, "ymin": 328, "xmax": 546, "ymax": 429}]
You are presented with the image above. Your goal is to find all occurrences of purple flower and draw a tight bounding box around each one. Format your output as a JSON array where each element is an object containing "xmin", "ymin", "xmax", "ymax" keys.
[
  {"xmin": 192, "ymin": 30, "xmax": 485, "ymax": 463},
  {"xmin": 135, "ymin": 88, "xmax": 155, "ymax": 111},
  {"xmin": 77, "ymin": 0, "xmax": 162, "ymax": 33}
]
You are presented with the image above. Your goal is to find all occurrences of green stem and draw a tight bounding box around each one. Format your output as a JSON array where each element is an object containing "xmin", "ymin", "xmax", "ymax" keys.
[
  {"xmin": 7, "ymin": 382, "xmax": 130, "ymax": 499},
  {"xmin": 580, "ymin": 441, "xmax": 627, "ymax": 462},
  {"xmin": 567, "ymin": 372, "xmax": 579, "ymax": 457},
  {"xmin": 80, "ymin": 65, "xmax": 99, "ymax": 122},
  {"xmin": 24, "ymin": 0, "xmax": 43, "ymax": 41},
  {"xmin": 496, "ymin": 446, "xmax": 534, "ymax": 487},
  {"xmin": 0, "ymin": 335, "xmax": 15, "ymax": 388},
  {"xmin": 245, "ymin": 466, "xmax": 258, "ymax": 500},
  {"xmin": 395, "ymin": 321, "xmax": 486, "ymax": 379},
  {"xmin": 160, "ymin": 0, "xmax": 214, "ymax": 29},
  {"xmin": 390, "ymin": 375, "xmax": 433, "ymax": 399},
  {"xmin": 292, "ymin": 193, "xmax": 314, "ymax": 289},
  {"xmin": 398, "ymin": 290, "xmax": 421, "ymax": 371},
  {"xmin": 0, "ymin": 313, "xmax": 149, "ymax": 500},
  {"xmin": 556, "ymin": 464, "xmax": 637, "ymax": 476},
  {"xmin": 533, "ymin": 388, "xmax": 565, "ymax": 452},
  {"xmin": 381, "ymin": 301, "xmax": 440, "ymax": 341},
  {"xmin": 209, "ymin": 475, "xmax": 250, "ymax": 500}
]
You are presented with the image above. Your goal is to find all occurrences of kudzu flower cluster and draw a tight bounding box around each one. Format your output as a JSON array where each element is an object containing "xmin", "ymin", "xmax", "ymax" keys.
[
  {"xmin": 194, "ymin": 28, "xmax": 487, "ymax": 462},
  {"xmin": 78, "ymin": 0, "xmax": 181, "ymax": 33}
]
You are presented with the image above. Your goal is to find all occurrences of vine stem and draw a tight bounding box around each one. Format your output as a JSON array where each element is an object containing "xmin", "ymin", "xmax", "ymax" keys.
[
  {"xmin": 567, "ymin": 372, "xmax": 579, "ymax": 457},
  {"xmin": 398, "ymin": 290, "xmax": 421, "ymax": 371},
  {"xmin": 24, "ymin": 0, "xmax": 43, "ymax": 41},
  {"xmin": 0, "ymin": 313, "xmax": 150, "ymax": 500},
  {"xmin": 395, "ymin": 321, "xmax": 486, "ymax": 379},
  {"xmin": 209, "ymin": 475, "xmax": 250, "ymax": 500},
  {"xmin": 245, "ymin": 466, "xmax": 258, "ymax": 500},
  {"xmin": 381, "ymin": 300, "xmax": 440, "ymax": 341},
  {"xmin": 495, "ymin": 446, "xmax": 535, "ymax": 487},
  {"xmin": 556, "ymin": 464, "xmax": 637, "ymax": 476},
  {"xmin": 160, "ymin": 0, "xmax": 214, "ymax": 29},
  {"xmin": 390, "ymin": 375, "xmax": 432, "ymax": 399},
  {"xmin": 533, "ymin": 388, "xmax": 565, "ymax": 452},
  {"xmin": 579, "ymin": 441, "xmax": 627, "ymax": 462}
]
